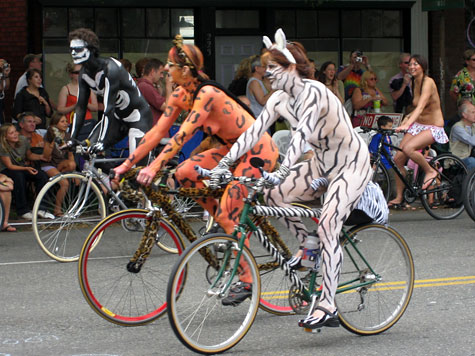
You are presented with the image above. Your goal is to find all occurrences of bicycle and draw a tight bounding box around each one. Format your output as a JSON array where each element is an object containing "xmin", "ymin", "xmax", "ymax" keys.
[
  {"xmin": 31, "ymin": 142, "xmax": 134, "ymax": 262},
  {"xmin": 366, "ymin": 127, "xmax": 468, "ymax": 220},
  {"xmin": 166, "ymin": 158, "xmax": 415, "ymax": 354},
  {"xmin": 31, "ymin": 140, "xmax": 203, "ymax": 263},
  {"xmin": 78, "ymin": 167, "xmax": 299, "ymax": 326},
  {"xmin": 462, "ymin": 168, "xmax": 475, "ymax": 221}
]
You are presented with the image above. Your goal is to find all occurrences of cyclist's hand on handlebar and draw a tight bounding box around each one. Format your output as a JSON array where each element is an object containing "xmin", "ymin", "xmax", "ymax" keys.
[
  {"xmin": 113, "ymin": 163, "xmax": 130, "ymax": 182},
  {"xmin": 261, "ymin": 165, "xmax": 291, "ymax": 187},
  {"xmin": 395, "ymin": 125, "xmax": 408, "ymax": 133},
  {"xmin": 208, "ymin": 164, "xmax": 232, "ymax": 189},
  {"xmin": 136, "ymin": 166, "xmax": 157, "ymax": 186},
  {"xmin": 87, "ymin": 141, "xmax": 105, "ymax": 154}
]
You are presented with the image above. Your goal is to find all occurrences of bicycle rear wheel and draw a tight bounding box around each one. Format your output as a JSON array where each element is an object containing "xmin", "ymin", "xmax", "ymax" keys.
[
  {"xmin": 79, "ymin": 209, "xmax": 185, "ymax": 326},
  {"xmin": 32, "ymin": 173, "xmax": 106, "ymax": 262},
  {"xmin": 420, "ymin": 154, "xmax": 468, "ymax": 220},
  {"xmin": 167, "ymin": 234, "xmax": 260, "ymax": 354},
  {"xmin": 336, "ymin": 224, "xmax": 414, "ymax": 335},
  {"xmin": 462, "ymin": 169, "xmax": 475, "ymax": 221}
]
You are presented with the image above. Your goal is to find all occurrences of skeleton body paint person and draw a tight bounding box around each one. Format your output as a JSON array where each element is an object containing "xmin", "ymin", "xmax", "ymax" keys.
[
  {"xmin": 68, "ymin": 28, "xmax": 152, "ymax": 155},
  {"xmin": 210, "ymin": 29, "xmax": 372, "ymax": 329},
  {"xmin": 113, "ymin": 36, "xmax": 278, "ymax": 294}
]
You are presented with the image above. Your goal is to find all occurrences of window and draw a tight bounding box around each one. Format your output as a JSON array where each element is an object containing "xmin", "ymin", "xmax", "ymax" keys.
[{"xmin": 42, "ymin": 7, "xmax": 193, "ymax": 103}]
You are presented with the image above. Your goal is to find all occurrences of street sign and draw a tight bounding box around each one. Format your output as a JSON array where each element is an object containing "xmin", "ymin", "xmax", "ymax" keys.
[{"xmin": 422, "ymin": 0, "xmax": 465, "ymax": 11}]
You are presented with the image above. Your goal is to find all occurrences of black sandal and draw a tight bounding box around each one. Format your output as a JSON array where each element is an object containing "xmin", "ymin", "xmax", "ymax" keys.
[{"xmin": 298, "ymin": 306, "xmax": 339, "ymax": 329}]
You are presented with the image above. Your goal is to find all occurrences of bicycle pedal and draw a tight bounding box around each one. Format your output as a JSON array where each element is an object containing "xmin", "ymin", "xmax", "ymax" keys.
[{"xmin": 304, "ymin": 328, "xmax": 322, "ymax": 333}]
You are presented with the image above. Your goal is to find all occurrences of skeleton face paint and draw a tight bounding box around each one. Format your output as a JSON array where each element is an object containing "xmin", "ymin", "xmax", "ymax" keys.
[
  {"xmin": 265, "ymin": 60, "xmax": 292, "ymax": 91},
  {"xmin": 70, "ymin": 39, "xmax": 90, "ymax": 64}
]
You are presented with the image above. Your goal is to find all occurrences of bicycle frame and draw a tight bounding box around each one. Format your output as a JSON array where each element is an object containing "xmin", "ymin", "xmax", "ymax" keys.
[
  {"xmin": 372, "ymin": 130, "xmax": 450, "ymax": 199},
  {"xmin": 209, "ymin": 182, "xmax": 381, "ymax": 309}
]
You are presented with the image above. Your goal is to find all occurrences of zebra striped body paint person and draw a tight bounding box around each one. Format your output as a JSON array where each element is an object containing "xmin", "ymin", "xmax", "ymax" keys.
[{"xmin": 210, "ymin": 29, "xmax": 372, "ymax": 329}]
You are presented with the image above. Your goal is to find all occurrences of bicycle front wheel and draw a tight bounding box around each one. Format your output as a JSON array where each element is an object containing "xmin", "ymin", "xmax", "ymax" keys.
[
  {"xmin": 462, "ymin": 169, "xmax": 475, "ymax": 221},
  {"xmin": 32, "ymin": 173, "xmax": 106, "ymax": 262},
  {"xmin": 79, "ymin": 209, "xmax": 185, "ymax": 326},
  {"xmin": 420, "ymin": 154, "xmax": 468, "ymax": 220},
  {"xmin": 167, "ymin": 234, "xmax": 260, "ymax": 354},
  {"xmin": 336, "ymin": 224, "xmax": 415, "ymax": 335}
]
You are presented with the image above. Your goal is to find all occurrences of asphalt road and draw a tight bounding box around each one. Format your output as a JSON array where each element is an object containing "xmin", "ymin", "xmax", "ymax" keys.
[{"xmin": 0, "ymin": 208, "xmax": 474, "ymax": 356}]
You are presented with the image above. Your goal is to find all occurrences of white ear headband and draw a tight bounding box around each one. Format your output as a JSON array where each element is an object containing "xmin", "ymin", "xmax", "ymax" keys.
[{"xmin": 263, "ymin": 28, "xmax": 296, "ymax": 64}]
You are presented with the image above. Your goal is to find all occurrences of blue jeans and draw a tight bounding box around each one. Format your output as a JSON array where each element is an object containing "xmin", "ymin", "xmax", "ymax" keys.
[{"xmin": 462, "ymin": 157, "xmax": 475, "ymax": 171}]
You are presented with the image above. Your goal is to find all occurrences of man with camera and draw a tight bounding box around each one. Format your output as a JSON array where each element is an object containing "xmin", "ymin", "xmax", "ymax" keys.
[
  {"xmin": 337, "ymin": 49, "xmax": 372, "ymax": 102},
  {"xmin": 0, "ymin": 58, "xmax": 11, "ymax": 124}
]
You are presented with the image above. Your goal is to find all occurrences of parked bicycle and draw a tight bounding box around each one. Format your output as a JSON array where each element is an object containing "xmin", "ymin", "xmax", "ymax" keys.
[
  {"xmin": 366, "ymin": 127, "xmax": 468, "ymax": 220},
  {"xmin": 166, "ymin": 158, "xmax": 415, "ymax": 354},
  {"xmin": 78, "ymin": 167, "xmax": 300, "ymax": 326}
]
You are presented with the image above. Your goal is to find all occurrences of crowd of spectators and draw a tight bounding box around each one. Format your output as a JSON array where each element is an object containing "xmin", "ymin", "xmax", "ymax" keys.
[{"xmin": 0, "ymin": 45, "xmax": 473, "ymax": 227}]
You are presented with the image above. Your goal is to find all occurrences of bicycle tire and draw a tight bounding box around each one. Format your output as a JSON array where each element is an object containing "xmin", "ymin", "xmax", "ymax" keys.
[
  {"xmin": 336, "ymin": 224, "xmax": 414, "ymax": 335},
  {"xmin": 0, "ymin": 197, "xmax": 5, "ymax": 232},
  {"xmin": 79, "ymin": 208, "xmax": 185, "ymax": 326},
  {"xmin": 32, "ymin": 173, "xmax": 107, "ymax": 262},
  {"xmin": 371, "ymin": 161, "xmax": 391, "ymax": 202},
  {"xmin": 167, "ymin": 234, "xmax": 260, "ymax": 354},
  {"xmin": 420, "ymin": 154, "xmax": 468, "ymax": 220},
  {"xmin": 462, "ymin": 169, "xmax": 475, "ymax": 221}
]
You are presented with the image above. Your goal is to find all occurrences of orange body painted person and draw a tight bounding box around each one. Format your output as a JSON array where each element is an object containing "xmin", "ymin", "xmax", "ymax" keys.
[{"xmin": 114, "ymin": 35, "xmax": 278, "ymax": 236}]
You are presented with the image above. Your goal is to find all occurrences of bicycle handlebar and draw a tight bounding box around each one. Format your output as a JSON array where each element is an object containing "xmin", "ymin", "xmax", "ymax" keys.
[{"xmin": 360, "ymin": 127, "xmax": 406, "ymax": 135}]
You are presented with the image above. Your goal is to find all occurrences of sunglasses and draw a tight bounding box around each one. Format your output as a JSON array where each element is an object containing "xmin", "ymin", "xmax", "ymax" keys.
[
  {"xmin": 368, "ymin": 77, "xmax": 378, "ymax": 81},
  {"xmin": 70, "ymin": 71, "xmax": 80, "ymax": 74},
  {"xmin": 403, "ymin": 61, "xmax": 410, "ymax": 64},
  {"xmin": 167, "ymin": 60, "xmax": 181, "ymax": 67}
]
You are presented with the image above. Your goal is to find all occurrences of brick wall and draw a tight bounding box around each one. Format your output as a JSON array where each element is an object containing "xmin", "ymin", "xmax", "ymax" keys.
[
  {"xmin": 0, "ymin": 0, "xmax": 29, "ymax": 121},
  {"xmin": 429, "ymin": 8, "xmax": 468, "ymax": 120}
]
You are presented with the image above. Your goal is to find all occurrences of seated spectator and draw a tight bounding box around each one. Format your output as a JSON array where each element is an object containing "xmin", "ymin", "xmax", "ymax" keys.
[
  {"xmin": 0, "ymin": 58, "xmax": 11, "ymax": 125},
  {"xmin": 57, "ymin": 63, "xmax": 98, "ymax": 141},
  {"xmin": 0, "ymin": 173, "xmax": 15, "ymax": 232},
  {"xmin": 450, "ymin": 101, "xmax": 475, "ymax": 171},
  {"xmin": 18, "ymin": 112, "xmax": 44, "ymax": 156},
  {"xmin": 352, "ymin": 70, "xmax": 389, "ymax": 127},
  {"xmin": 13, "ymin": 69, "xmax": 52, "ymax": 130},
  {"xmin": 0, "ymin": 124, "xmax": 51, "ymax": 220},
  {"xmin": 42, "ymin": 113, "xmax": 76, "ymax": 216},
  {"xmin": 137, "ymin": 58, "xmax": 170, "ymax": 125}
]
